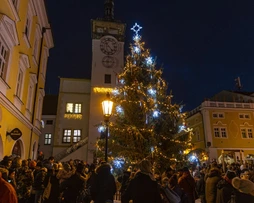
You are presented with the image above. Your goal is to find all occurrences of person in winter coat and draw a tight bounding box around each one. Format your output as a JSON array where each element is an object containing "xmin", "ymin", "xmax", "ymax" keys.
[
  {"xmin": 205, "ymin": 167, "xmax": 222, "ymax": 203},
  {"xmin": 216, "ymin": 170, "xmax": 236, "ymax": 203},
  {"xmin": 121, "ymin": 159, "xmax": 162, "ymax": 203},
  {"xmin": 90, "ymin": 162, "xmax": 116, "ymax": 203},
  {"xmin": 178, "ymin": 167, "xmax": 197, "ymax": 203},
  {"xmin": 31, "ymin": 161, "xmax": 48, "ymax": 203},
  {"xmin": 0, "ymin": 171, "xmax": 18, "ymax": 203},
  {"xmin": 60, "ymin": 162, "xmax": 87, "ymax": 203}
]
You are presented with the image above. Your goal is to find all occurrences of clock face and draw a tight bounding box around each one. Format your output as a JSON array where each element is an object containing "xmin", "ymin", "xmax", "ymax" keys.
[
  {"xmin": 102, "ymin": 56, "xmax": 117, "ymax": 68},
  {"xmin": 100, "ymin": 37, "xmax": 118, "ymax": 55}
]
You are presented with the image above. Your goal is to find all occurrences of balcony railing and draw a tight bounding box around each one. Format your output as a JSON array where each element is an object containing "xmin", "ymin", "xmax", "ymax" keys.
[{"xmin": 188, "ymin": 101, "xmax": 254, "ymax": 117}]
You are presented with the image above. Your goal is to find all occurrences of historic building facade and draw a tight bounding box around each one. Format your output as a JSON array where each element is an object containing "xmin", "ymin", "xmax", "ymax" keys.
[
  {"xmin": 187, "ymin": 90, "xmax": 254, "ymax": 164},
  {"xmin": 39, "ymin": 0, "xmax": 125, "ymax": 163},
  {"xmin": 0, "ymin": 0, "xmax": 53, "ymax": 160}
]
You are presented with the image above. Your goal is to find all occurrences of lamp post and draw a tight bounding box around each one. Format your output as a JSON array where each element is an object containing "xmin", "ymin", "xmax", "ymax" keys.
[{"xmin": 101, "ymin": 92, "xmax": 113, "ymax": 162}]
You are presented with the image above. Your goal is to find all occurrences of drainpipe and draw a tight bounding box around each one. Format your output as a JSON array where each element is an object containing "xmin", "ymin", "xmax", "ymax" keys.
[{"xmin": 28, "ymin": 27, "xmax": 50, "ymax": 159}]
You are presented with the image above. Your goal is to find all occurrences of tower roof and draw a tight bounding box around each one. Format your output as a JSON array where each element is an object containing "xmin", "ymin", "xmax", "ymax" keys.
[{"xmin": 104, "ymin": 0, "xmax": 114, "ymax": 20}]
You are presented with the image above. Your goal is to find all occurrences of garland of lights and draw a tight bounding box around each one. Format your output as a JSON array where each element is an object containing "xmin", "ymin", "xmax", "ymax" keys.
[{"xmin": 95, "ymin": 23, "xmax": 193, "ymax": 169}]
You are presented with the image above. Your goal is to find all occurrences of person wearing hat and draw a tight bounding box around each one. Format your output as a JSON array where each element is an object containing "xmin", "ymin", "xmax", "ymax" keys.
[
  {"xmin": 232, "ymin": 177, "xmax": 254, "ymax": 202},
  {"xmin": 216, "ymin": 170, "xmax": 236, "ymax": 203},
  {"xmin": 121, "ymin": 159, "xmax": 162, "ymax": 203}
]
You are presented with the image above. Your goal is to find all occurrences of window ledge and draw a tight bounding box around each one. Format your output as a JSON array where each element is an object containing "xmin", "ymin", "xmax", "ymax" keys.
[
  {"xmin": 13, "ymin": 95, "xmax": 24, "ymax": 111},
  {"xmin": 23, "ymin": 33, "xmax": 31, "ymax": 48},
  {"xmin": 0, "ymin": 77, "xmax": 11, "ymax": 95}
]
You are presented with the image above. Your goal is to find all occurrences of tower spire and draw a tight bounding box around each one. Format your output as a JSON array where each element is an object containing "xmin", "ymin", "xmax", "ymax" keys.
[{"xmin": 104, "ymin": 0, "xmax": 114, "ymax": 20}]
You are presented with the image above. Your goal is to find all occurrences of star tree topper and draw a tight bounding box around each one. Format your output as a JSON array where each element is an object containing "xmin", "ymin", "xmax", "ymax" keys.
[{"xmin": 131, "ymin": 23, "xmax": 142, "ymax": 42}]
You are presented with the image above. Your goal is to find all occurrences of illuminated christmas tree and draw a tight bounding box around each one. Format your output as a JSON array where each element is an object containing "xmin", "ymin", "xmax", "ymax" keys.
[{"xmin": 97, "ymin": 23, "xmax": 193, "ymax": 172}]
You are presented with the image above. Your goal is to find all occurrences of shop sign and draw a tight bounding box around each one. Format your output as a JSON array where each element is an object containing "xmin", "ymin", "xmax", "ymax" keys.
[{"xmin": 7, "ymin": 128, "xmax": 22, "ymax": 140}]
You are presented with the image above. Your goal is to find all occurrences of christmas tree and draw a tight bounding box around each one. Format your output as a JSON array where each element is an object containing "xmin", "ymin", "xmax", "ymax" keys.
[{"xmin": 97, "ymin": 23, "xmax": 193, "ymax": 173}]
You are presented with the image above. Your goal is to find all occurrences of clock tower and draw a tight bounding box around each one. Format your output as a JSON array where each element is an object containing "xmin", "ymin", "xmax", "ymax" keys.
[{"xmin": 88, "ymin": 0, "xmax": 126, "ymax": 163}]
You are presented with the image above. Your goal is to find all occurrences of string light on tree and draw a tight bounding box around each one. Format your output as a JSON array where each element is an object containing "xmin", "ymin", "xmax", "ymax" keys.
[
  {"xmin": 95, "ymin": 23, "xmax": 193, "ymax": 173},
  {"xmin": 146, "ymin": 57, "xmax": 153, "ymax": 66}
]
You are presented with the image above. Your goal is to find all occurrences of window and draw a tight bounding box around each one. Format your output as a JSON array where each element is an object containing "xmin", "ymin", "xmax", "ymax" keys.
[
  {"xmin": 66, "ymin": 103, "xmax": 82, "ymax": 113},
  {"xmin": 26, "ymin": 73, "xmax": 36, "ymax": 113},
  {"xmin": 241, "ymin": 128, "xmax": 253, "ymax": 139},
  {"xmin": 73, "ymin": 130, "xmax": 81, "ymax": 143},
  {"xmin": 63, "ymin": 129, "xmax": 82, "ymax": 143},
  {"xmin": 104, "ymin": 74, "xmax": 111, "ymax": 84},
  {"xmin": 63, "ymin": 129, "xmax": 71, "ymax": 143},
  {"xmin": 219, "ymin": 113, "xmax": 224, "ymax": 118},
  {"xmin": 239, "ymin": 113, "xmax": 250, "ymax": 119},
  {"xmin": 212, "ymin": 112, "xmax": 224, "ymax": 119},
  {"xmin": 16, "ymin": 69, "xmax": 23, "ymax": 98},
  {"xmin": 213, "ymin": 127, "xmax": 227, "ymax": 138},
  {"xmin": 44, "ymin": 133, "xmax": 52, "ymax": 145},
  {"xmin": 0, "ymin": 38, "xmax": 9, "ymax": 80},
  {"xmin": 212, "ymin": 113, "xmax": 218, "ymax": 118},
  {"xmin": 214, "ymin": 128, "xmax": 220, "ymax": 138},
  {"xmin": 46, "ymin": 120, "xmax": 53, "ymax": 125},
  {"xmin": 221, "ymin": 128, "xmax": 227, "ymax": 138}
]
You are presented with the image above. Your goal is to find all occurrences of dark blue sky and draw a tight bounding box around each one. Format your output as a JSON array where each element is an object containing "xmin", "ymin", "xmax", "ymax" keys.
[{"xmin": 45, "ymin": 0, "xmax": 254, "ymax": 111}]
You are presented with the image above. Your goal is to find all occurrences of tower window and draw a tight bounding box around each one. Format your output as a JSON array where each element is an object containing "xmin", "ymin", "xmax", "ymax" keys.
[{"xmin": 104, "ymin": 74, "xmax": 111, "ymax": 84}]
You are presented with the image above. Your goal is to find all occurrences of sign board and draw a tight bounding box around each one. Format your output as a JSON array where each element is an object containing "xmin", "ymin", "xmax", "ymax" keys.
[{"xmin": 7, "ymin": 128, "xmax": 22, "ymax": 140}]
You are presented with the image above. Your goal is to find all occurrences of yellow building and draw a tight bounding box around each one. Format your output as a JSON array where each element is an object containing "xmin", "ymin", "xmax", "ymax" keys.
[
  {"xmin": 0, "ymin": 0, "xmax": 53, "ymax": 160},
  {"xmin": 187, "ymin": 90, "xmax": 254, "ymax": 164}
]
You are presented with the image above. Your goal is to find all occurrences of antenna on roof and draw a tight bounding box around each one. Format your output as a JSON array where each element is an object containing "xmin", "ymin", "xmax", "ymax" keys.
[{"xmin": 235, "ymin": 77, "xmax": 243, "ymax": 90}]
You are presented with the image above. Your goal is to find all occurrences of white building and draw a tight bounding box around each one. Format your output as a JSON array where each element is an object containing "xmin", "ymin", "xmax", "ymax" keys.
[{"xmin": 39, "ymin": 0, "xmax": 126, "ymax": 163}]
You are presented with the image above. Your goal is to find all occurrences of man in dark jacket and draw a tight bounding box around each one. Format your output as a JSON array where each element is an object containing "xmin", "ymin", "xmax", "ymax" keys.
[
  {"xmin": 90, "ymin": 162, "xmax": 116, "ymax": 203},
  {"xmin": 121, "ymin": 159, "xmax": 162, "ymax": 203}
]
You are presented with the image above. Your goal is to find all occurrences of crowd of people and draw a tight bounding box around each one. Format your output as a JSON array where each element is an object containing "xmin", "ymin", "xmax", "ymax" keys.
[{"xmin": 1, "ymin": 154, "xmax": 254, "ymax": 203}]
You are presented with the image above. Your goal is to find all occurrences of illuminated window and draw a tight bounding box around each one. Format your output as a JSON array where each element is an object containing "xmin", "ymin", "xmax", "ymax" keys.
[
  {"xmin": 73, "ymin": 130, "xmax": 81, "ymax": 143},
  {"xmin": 66, "ymin": 103, "xmax": 82, "ymax": 113},
  {"xmin": 63, "ymin": 129, "xmax": 82, "ymax": 143},
  {"xmin": 0, "ymin": 37, "xmax": 9, "ymax": 80},
  {"xmin": 44, "ymin": 133, "xmax": 52, "ymax": 145},
  {"xmin": 63, "ymin": 129, "xmax": 71, "ymax": 143},
  {"xmin": 66, "ymin": 103, "xmax": 73, "ymax": 113},
  {"xmin": 74, "ymin": 104, "xmax": 81, "ymax": 113}
]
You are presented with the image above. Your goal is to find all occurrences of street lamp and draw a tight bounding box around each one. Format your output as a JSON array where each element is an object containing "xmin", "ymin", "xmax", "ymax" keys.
[{"xmin": 102, "ymin": 92, "xmax": 113, "ymax": 162}]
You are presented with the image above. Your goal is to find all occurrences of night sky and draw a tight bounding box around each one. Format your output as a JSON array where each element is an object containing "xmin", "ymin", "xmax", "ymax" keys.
[{"xmin": 44, "ymin": 0, "xmax": 254, "ymax": 111}]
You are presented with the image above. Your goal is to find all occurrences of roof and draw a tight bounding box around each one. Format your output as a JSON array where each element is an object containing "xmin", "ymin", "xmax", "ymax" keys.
[{"xmin": 42, "ymin": 94, "xmax": 58, "ymax": 115}]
